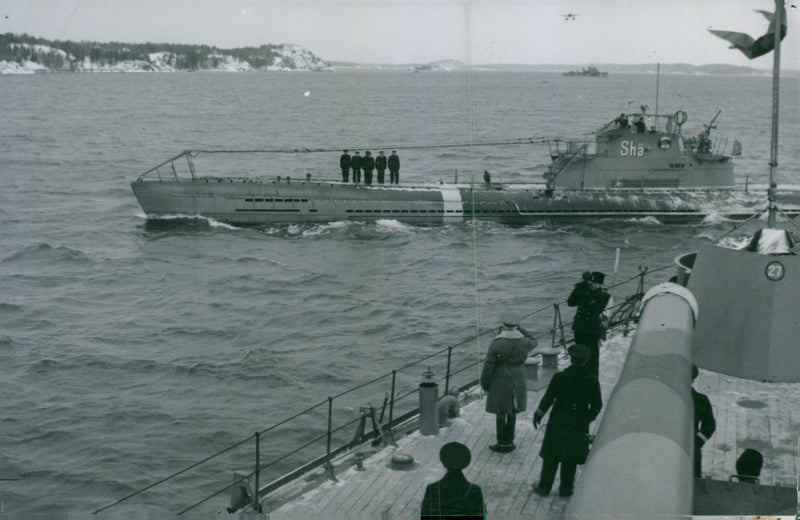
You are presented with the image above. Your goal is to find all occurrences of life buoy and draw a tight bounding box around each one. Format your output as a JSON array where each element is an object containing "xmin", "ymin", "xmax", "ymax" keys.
[
  {"xmin": 674, "ymin": 110, "xmax": 688, "ymax": 126},
  {"xmin": 659, "ymin": 136, "xmax": 671, "ymax": 149}
]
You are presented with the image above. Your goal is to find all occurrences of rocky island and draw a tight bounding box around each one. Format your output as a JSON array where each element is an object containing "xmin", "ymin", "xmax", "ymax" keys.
[{"xmin": 0, "ymin": 33, "xmax": 331, "ymax": 74}]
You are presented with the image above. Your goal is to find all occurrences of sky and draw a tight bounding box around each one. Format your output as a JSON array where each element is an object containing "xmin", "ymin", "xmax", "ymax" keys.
[{"xmin": 2, "ymin": 0, "xmax": 798, "ymax": 68}]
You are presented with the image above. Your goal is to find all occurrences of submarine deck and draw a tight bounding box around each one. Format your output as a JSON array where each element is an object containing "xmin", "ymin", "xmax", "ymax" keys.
[{"xmin": 254, "ymin": 333, "xmax": 799, "ymax": 519}]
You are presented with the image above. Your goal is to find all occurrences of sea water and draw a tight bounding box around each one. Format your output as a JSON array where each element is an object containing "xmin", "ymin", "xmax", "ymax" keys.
[{"xmin": 1, "ymin": 70, "xmax": 798, "ymax": 517}]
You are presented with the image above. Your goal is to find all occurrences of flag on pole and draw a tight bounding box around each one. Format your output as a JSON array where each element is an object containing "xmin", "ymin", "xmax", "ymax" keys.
[{"xmin": 709, "ymin": 5, "xmax": 787, "ymax": 59}]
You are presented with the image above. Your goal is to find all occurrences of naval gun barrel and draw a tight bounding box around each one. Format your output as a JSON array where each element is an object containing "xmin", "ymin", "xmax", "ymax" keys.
[
  {"xmin": 566, "ymin": 283, "xmax": 698, "ymax": 518},
  {"xmin": 703, "ymin": 109, "xmax": 722, "ymax": 134}
]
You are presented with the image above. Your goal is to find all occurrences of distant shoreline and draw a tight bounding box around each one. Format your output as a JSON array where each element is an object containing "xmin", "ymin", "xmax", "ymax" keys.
[
  {"xmin": 3, "ymin": 65, "xmax": 794, "ymax": 77},
  {"xmin": 2, "ymin": 34, "xmax": 793, "ymax": 77}
]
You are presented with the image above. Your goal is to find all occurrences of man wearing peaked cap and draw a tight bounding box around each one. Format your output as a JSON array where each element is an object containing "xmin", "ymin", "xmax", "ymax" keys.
[
  {"xmin": 568, "ymin": 269, "xmax": 611, "ymax": 376},
  {"xmin": 532, "ymin": 343, "xmax": 602, "ymax": 498},
  {"xmin": 480, "ymin": 312, "xmax": 539, "ymax": 453},
  {"xmin": 421, "ymin": 442, "xmax": 485, "ymax": 519},
  {"xmin": 339, "ymin": 149, "xmax": 351, "ymax": 182},
  {"xmin": 388, "ymin": 150, "xmax": 400, "ymax": 184},
  {"xmin": 567, "ymin": 343, "xmax": 591, "ymax": 360},
  {"xmin": 440, "ymin": 441, "xmax": 471, "ymax": 469}
]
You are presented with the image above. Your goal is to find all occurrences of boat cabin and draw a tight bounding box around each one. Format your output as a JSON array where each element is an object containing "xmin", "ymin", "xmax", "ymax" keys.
[{"xmin": 545, "ymin": 110, "xmax": 737, "ymax": 190}]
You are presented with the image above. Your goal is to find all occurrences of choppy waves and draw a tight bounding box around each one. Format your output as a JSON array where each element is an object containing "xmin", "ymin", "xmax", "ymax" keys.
[{"xmin": 2, "ymin": 70, "xmax": 796, "ymax": 516}]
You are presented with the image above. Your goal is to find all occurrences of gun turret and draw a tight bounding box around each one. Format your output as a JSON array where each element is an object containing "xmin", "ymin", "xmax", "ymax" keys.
[{"xmin": 696, "ymin": 110, "xmax": 722, "ymax": 154}]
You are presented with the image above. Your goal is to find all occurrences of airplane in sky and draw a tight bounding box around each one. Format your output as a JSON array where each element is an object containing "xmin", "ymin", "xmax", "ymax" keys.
[{"xmin": 561, "ymin": 13, "xmax": 580, "ymax": 21}]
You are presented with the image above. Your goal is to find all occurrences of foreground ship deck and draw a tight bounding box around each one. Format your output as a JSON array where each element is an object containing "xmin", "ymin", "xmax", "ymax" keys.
[{"xmin": 248, "ymin": 334, "xmax": 798, "ymax": 519}]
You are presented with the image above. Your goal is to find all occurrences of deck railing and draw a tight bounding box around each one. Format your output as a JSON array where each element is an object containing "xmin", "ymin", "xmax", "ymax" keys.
[{"xmin": 92, "ymin": 264, "xmax": 672, "ymax": 516}]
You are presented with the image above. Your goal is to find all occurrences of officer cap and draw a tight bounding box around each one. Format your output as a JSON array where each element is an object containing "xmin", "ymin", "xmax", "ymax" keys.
[
  {"xmin": 568, "ymin": 344, "xmax": 591, "ymax": 360},
  {"xmin": 440, "ymin": 442, "xmax": 471, "ymax": 470},
  {"xmin": 501, "ymin": 313, "xmax": 521, "ymax": 327}
]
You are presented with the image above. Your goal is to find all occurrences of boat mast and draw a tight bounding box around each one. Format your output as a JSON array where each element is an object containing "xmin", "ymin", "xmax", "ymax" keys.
[
  {"xmin": 655, "ymin": 63, "xmax": 660, "ymax": 124},
  {"xmin": 767, "ymin": 0, "xmax": 783, "ymax": 227}
]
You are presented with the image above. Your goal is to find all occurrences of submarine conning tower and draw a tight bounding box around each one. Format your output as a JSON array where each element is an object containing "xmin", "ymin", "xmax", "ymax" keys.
[{"xmin": 546, "ymin": 110, "xmax": 737, "ymax": 190}]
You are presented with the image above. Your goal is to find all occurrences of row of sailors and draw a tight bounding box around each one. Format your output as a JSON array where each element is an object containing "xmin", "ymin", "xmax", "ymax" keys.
[{"xmin": 340, "ymin": 150, "xmax": 400, "ymax": 185}]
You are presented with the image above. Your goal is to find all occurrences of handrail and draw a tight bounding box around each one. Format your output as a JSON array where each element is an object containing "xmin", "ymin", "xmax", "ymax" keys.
[
  {"xmin": 135, "ymin": 150, "xmax": 191, "ymax": 181},
  {"xmin": 135, "ymin": 139, "xmax": 554, "ymax": 182},
  {"xmin": 545, "ymin": 142, "xmax": 588, "ymax": 191},
  {"xmin": 94, "ymin": 263, "xmax": 672, "ymax": 515}
]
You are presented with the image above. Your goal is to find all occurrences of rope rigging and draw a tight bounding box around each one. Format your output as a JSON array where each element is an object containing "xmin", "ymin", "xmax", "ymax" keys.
[{"xmin": 187, "ymin": 136, "xmax": 553, "ymax": 156}]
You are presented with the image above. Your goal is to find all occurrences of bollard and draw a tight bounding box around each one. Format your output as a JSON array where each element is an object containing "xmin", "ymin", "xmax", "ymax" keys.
[
  {"xmin": 524, "ymin": 356, "xmax": 540, "ymax": 381},
  {"xmin": 539, "ymin": 347, "xmax": 560, "ymax": 369},
  {"xmin": 419, "ymin": 367, "xmax": 439, "ymax": 436}
]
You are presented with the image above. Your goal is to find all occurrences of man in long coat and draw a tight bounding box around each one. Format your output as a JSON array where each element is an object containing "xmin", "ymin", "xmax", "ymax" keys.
[
  {"xmin": 350, "ymin": 151, "xmax": 362, "ymax": 184},
  {"xmin": 339, "ymin": 150, "xmax": 351, "ymax": 182},
  {"xmin": 362, "ymin": 151, "xmax": 375, "ymax": 185},
  {"xmin": 388, "ymin": 150, "xmax": 400, "ymax": 184},
  {"xmin": 567, "ymin": 271, "xmax": 610, "ymax": 376},
  {"xmin": 421, "ymin": 442, "xmax": 485, "ymax": 519},
  {"xmin": 532, "ymin": 344, "xmax": 602, "ymax": 497},
  {"xmin": 480, "ymin": 314, "xmax": 538, "ymax": 453},
  {"xmin": 375, "ymin": 151, "xmax": 387, "ymax": 184}
]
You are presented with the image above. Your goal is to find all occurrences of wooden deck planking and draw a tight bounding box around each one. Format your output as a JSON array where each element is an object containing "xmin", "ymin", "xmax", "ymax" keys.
[
  {"xmin": 262, "ymin": 333, "xmax": 799, "ymax": 519},
  {"xmin": 361, "ymin": 415, "xmax": 490, "ymax": 517}
]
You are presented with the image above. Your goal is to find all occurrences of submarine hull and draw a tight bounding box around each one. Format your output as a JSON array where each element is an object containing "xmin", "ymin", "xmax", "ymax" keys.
[{"xmin": 131, "ymin": 178, "xmax": 800, "ymax": 226}]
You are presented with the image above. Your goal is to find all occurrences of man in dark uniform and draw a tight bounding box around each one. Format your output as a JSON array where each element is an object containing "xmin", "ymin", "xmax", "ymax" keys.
[
  {"xmin": 388, "ymin": 150, "xmax": 400, "ymax": 184},
  {"xmin": 480, "ymin": 314, "xmax": 538, "ymax": 453},
  {"xmin": 350, "ymin": 151, "xmax": 362, "ymax": 184},
  {"xmin": 362, "ymin": 151, "xmax": 375, "ymax": 185},
  {"xmin": 567, "ymin": 271, "xmax": 610, "ymax": 376},
  {"xmin": 421, "ymin": 442, "xmax": 485, "ymax": 519},
  {"xmin": 339, "ymin": 150, "xmax": 351, "ymax": 182},
  {"xmin": 532, "ymin": 344, "xmax": 602, "ymax": 498},
  {"xmin": 692, "ymin": 364, "xmax": 716, "ymax": 478},
  {"xmin": 375, "ymin": 151, "xmax": 387, "ymax": 184}
]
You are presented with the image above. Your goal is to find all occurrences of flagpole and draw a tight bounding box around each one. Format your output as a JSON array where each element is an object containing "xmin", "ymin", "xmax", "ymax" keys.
[
  {"xmin": 767, "ymin": 0, "xmax": 782, "ymax": 227},
  {"xmin": 655, "ymin": 63, "xmax": 660, "ymax": 126}
]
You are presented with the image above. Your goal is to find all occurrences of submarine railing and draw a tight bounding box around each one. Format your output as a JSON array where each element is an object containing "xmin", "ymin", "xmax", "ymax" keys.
[
  {"xmin": 92, "ymin": 265, "xmax": 671, "ymax": 516},
  {"xmin": 134, "ymin": 138, "xmax": 554, "ymax": 182}
]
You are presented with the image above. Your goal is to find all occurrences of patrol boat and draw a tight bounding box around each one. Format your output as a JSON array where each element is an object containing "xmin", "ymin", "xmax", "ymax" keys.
[
  {"xmin": 130, "ymin": 109, "xmax": 800, "ymax": 226},
  {"xmin": 561, "ymin": 65, "xmax": 607, "ymax": 77}
]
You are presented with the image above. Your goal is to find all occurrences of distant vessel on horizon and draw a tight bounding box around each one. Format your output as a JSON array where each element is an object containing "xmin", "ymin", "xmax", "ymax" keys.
[{"xmin": 562, "ymin": 65, "xmax": 608, "ymax": 77}]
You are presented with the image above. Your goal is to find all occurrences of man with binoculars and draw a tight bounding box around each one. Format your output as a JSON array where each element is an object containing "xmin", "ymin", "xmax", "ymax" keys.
[{"xmin": 567, "ymin": 271, "xmax": 611, "ymax": 376}]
